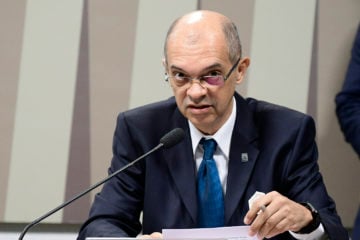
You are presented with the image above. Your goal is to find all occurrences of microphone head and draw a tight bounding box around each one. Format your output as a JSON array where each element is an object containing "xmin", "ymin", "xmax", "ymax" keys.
[{"xmin": 160, "ymin": 128, "xmax": 185, "ymax": 148}]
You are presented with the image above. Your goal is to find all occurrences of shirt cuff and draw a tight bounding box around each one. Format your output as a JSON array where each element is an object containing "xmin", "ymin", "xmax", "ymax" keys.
[{"xmin": 289, "ymin": 223, "xmax": 325, "ymax": 240}]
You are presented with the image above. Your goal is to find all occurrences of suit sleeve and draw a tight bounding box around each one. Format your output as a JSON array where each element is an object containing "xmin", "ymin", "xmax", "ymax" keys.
[
  {"xmin": 283, "ymin": 115, "xmax": 348, "ymax": 239},
  {"xmin": 77, "ymin": 113, "xmax": 144, "ymax": 239},
  {"xmin": 335, "ymin": 23, "xmax": 360, "ymax": 157}
]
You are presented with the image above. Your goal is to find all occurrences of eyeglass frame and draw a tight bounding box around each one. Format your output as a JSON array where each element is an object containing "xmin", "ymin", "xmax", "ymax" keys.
[{"xmin": 165, "ymin": 57, "xmax": 241, "ymax": 87}]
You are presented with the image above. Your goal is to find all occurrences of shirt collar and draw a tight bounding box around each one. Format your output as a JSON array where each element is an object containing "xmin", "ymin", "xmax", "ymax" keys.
[{"xmin": 189, "ymin": 97, "xmax": 236, "ymax": 158}]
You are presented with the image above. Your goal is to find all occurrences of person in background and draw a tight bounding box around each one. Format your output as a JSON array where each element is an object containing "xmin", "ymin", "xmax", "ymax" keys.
[
  {"xmin": 335, "ymin": 23, "xmax": 360, "ymax": 240},
  {"xmin": 78, "ymin": 10, "xmax": 348, "ymax": 239}
]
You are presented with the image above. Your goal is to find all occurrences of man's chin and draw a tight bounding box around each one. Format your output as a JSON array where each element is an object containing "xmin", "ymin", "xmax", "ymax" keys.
[{"xmin": 188, "ymin": 118, "xmax": 217, "ymax": 134}]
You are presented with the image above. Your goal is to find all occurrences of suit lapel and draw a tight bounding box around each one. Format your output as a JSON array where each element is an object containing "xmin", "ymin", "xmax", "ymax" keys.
[
  {"xmin": 224, "ymin": 94, "xmax": 259, "ymax": 224},
  {"xmin": 163, "ymin": 112, "xmax": 198, "ymax": 223},
  {"xmin": 225, "ymin": 135, "xmax": 259, "ymax": 223}
]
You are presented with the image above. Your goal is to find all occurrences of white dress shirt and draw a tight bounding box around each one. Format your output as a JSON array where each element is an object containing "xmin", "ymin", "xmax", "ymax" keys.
[{"xmin": 189, "ymin": 98, "xmax": 236, "ymax": 193}]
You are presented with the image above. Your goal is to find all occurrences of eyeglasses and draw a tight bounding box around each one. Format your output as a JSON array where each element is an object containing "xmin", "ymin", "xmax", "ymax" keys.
[{"xmin": 165, "ymin": 57, "xmax": 241, "ymax": 87}]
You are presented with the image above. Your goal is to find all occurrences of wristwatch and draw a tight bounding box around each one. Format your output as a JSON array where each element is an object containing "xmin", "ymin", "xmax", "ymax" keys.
[{"xmin": 296, "ymin": 202, "xmax": 321, "ymax": 234}]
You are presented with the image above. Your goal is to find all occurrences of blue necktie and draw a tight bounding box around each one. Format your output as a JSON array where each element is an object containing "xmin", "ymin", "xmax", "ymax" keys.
[{"xmin": 197, "ymin": 138, "xmax": 225, "ymax": 227}]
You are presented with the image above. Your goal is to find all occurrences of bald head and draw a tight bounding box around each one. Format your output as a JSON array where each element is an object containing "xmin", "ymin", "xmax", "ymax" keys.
[{"xmin": 163, "ymin": 10, "xmax": 242, "ymax": 65}]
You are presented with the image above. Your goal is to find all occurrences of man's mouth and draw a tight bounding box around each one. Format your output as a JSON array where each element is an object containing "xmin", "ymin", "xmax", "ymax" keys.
[{"xmin": 188, "ymin": 104, "xmax": 212, "ymax": 114}]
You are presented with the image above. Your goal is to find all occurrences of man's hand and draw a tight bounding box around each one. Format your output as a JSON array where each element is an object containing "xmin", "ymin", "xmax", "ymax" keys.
[{"xmin": 244, "ymin": 191, "xmax": 313, "ymax": 239}]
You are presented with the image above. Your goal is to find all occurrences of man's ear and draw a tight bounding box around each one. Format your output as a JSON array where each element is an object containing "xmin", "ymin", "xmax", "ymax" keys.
[{"xmin": 236, "ymin": 57, "xmax": 250, "ymax": 84}]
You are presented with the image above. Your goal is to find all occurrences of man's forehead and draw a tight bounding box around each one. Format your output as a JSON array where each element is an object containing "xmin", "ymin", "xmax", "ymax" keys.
[
  {"xmin": 168, "ymin": 22, "xmax": 224, "ymax": 48},
  {"xmin": 164, "ymin": 11, "xmax": 230, "ymax": 64}
]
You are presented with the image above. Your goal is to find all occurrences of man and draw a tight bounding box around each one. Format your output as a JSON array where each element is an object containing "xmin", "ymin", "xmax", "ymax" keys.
[
  {"xmin": 78, "ymin": 10, "xmax": 348, "ymax": 239},
  {"xmin": 335, "ymin": 23, "xmax": 360, "ymax": 240}
]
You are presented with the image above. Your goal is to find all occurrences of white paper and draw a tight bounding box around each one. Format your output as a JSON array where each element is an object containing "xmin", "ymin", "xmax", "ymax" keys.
[{"xmin": 162, "ymin": 226, "xmax": 259, "ymax": 240}]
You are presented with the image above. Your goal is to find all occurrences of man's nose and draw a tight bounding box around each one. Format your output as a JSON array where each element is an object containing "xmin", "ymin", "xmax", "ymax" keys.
[{"xmin": 187, "ymin": 80, "xmax": 207, "ymax": 101}]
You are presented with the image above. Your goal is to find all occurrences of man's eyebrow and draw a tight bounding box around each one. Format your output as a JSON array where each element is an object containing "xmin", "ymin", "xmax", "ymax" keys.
[
  {"xmin": 169, "ymin": 65, "xmax": 185, "ymax": 72},
  {"xmin": 169, "ymin": 63, "xmax": 223, "ymax": 73}
]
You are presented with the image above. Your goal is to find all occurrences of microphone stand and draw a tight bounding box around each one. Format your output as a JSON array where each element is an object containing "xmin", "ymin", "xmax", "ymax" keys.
[{"xmin": 19, "ymin": 143, "xmax": 164, "ymax": 240}]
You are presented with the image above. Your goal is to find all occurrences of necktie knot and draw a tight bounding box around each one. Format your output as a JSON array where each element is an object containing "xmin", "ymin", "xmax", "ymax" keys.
[{"xmin": 201, "ymin": 138, "xmax": 217, "ymax": 160}]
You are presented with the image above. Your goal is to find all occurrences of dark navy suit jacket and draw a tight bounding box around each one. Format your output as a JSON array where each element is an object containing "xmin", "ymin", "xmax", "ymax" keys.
[{"xmin": 78, "ymin": 93, "xmax": 348, "ymax": 239}]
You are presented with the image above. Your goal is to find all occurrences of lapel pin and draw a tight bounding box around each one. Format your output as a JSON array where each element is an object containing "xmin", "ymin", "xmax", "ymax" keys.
[{"xmin": 241, "ymin": 153, "xmax": 248, "ymax": 162}]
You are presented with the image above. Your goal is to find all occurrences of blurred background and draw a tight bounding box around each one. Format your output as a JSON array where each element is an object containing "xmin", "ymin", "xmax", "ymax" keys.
[{"xmin": 0, "ymin": 0, "xmax": 359, "ymax": 238}]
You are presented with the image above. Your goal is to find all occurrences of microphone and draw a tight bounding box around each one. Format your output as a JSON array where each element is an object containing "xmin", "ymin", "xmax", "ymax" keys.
[
  {"xmin": 160, "ymin": 127, "xmax": 185, "ymax": 148},
  {"xmin": 18, "ymin": 128, "xmax": 185, "ymax": 240}
]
